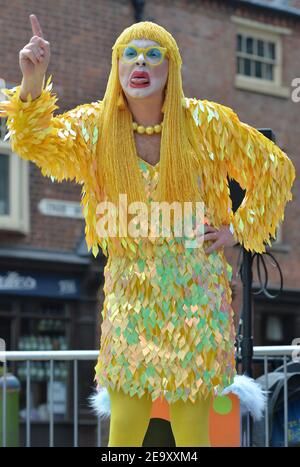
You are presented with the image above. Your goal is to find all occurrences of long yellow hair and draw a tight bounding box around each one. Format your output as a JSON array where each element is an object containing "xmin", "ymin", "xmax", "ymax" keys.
[{"xmin": 95, "ymin": 21, "xmax": 203, "ymax": 212}]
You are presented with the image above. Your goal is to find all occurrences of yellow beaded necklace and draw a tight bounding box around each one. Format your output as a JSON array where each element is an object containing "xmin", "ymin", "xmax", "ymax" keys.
[{"xmin": 132, "ymin": 121, "xmax": 163, "ymax": 135}]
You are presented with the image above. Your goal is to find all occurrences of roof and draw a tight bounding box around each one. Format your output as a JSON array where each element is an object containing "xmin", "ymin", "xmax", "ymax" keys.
[{"xmin": 231, "ymin": 0, "xmax": 300, "ymax": 18}]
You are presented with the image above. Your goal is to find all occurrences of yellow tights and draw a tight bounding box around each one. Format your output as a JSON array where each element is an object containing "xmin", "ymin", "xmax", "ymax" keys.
[{"xmin": 107, "ymin": 387, "xmax": 212, "ymax": 447}]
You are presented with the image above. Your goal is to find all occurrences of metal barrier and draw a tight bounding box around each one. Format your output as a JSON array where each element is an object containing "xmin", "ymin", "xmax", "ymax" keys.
[
  {"xmin": 0, "ymin": 346, "xmax": 299, "ymax": 447},
  {"xmin": 249, "ymin": 345, "xmax": 300, "ymax": 447}
]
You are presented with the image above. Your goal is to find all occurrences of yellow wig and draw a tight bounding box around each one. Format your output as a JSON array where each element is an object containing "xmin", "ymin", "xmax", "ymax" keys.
[{"xmin": 95, "ymin": 21, "xmax": 203, "ymax": 212}]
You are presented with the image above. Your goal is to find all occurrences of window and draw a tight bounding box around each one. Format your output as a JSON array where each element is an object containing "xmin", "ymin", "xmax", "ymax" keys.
[
  {"xmin": 262, "ymin": 312, "xmax": 296, "ymax": 346},
  {"xmin": 0, "ymin": 79, "xmax": 30, "ymax": 234},
  {"xmin": 231, "ymin": 16, "xmax": 291, "ymax": 98},
  {"xmin": 266, "ymin": 315, "xmax": 283, "ymax": 342},
  {"xmin": 236, "ymin": 34, "xmax": 276, "ymax": 80}
]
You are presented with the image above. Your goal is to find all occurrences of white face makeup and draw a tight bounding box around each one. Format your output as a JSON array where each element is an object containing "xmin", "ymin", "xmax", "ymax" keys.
[{"xmin": 118, "ymin": 38, "xmax": 169, "ymax": 100}]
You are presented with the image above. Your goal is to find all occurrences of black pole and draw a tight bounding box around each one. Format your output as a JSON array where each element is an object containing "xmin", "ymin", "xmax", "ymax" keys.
[
  {"xmin": 131, "ymin": 0, "xmax": 145, "ymax": 22},
  {"xmin": 240, "ymin": 248, "xmax": 254, "ymax": 446},
  {"xmin": 241, "ymin": 250, "xmax": 253, "ymax": 377}
]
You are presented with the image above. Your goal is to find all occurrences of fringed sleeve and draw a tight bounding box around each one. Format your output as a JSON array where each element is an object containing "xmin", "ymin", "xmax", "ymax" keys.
[
  {"xmin": 211, "ymin": 101, "xmax": 296, "ymax": 253},
  {"xmin": 0, "ymin": 75, "xmax": 100, "ymax": 184}
]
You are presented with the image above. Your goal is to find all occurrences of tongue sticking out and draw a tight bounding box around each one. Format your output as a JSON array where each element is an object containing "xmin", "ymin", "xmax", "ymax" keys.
[{"xmin": 131, "ymin": 77, "xmax": 150, "ymax": 84}]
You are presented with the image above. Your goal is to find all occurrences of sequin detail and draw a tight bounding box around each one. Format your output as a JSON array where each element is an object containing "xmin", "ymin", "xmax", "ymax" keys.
[{"xmin": 94, "ymin": 159, "xmax": 237, "ymax": 403}]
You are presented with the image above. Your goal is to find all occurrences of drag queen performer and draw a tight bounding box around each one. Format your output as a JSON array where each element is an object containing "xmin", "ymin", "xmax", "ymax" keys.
[{"xmin": 0, "ymin": 16, "xmax": 295, "ymax": 447}]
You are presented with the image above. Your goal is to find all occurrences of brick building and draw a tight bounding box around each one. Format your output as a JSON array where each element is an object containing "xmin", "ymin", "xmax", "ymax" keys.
[{"xmin": 0, "ymin": 0, "xmax": 299, "ymax": 446}]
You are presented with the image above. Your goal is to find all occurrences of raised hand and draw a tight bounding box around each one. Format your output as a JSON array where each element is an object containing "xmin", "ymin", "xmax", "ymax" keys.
[{"xmin": 19, "ymin": 14, "xmax": 50, "ymax": 79}]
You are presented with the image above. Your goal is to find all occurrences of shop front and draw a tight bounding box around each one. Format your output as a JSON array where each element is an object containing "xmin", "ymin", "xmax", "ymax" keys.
[{"xmin": 0, "ymin": 248, "xmax": 104, "ymax": 446}]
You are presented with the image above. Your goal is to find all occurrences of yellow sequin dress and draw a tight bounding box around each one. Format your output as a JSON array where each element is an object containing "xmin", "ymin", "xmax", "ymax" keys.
[
  {"xmin": 0, "ymin": 78, "xmax": 295, "ymax": 403},
  {"xmin": 94, "ymin": 155, "xmax": 237, "ymax": 403}
]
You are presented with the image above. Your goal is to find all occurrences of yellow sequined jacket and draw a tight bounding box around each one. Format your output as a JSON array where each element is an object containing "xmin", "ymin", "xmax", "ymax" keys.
[{"xmin": 0, "ymin": 77, "xmax": 296, "ymax": 256}]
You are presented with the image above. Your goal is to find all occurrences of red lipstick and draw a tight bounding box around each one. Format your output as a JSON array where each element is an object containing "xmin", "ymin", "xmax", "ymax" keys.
[{"xmin": 129, "ymin": 70, "xmax": 150, "ymax": 88}]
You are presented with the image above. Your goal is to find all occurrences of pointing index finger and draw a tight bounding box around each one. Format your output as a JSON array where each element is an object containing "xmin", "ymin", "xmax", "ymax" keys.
[{"xmin": 30, "ymin": 14, "xmax": 44, "ymax": 39}]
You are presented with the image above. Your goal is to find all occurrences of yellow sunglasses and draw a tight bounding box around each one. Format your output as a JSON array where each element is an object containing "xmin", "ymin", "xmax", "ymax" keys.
[{"xmin": 116, "ymin": 44, "xmax": 168, "ymax": 66}]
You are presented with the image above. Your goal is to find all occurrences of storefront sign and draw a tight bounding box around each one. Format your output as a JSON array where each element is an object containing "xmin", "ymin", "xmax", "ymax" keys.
[{"xmin": 0, "ymin": 270, "xmax": 81, "ymax": 298}]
